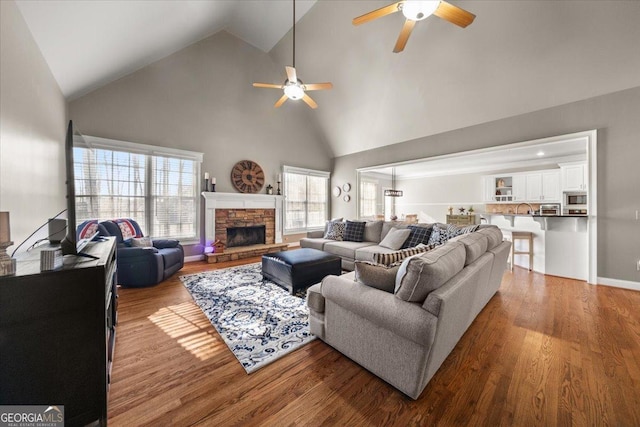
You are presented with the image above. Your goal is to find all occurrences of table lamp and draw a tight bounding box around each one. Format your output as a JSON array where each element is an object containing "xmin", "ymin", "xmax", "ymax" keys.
[{"xmin": 0, "ymin": 211, "xmax": 17, "ymax": 276}]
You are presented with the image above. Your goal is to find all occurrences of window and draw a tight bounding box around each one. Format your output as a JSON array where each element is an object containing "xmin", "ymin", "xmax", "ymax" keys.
[
  {"xmin": 359, "ymin": 180, "xmax": 378, "ymax": 218},
  {"xmin": 74, "ymin": 136, "xmax": 203, "ymax": 240},
  {"xmin": 283, "ymin": 166, "xmax": 330, "ymax": 233}
]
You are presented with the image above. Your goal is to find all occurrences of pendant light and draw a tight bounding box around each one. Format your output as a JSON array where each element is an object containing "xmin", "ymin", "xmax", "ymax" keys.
[{"xmin": 384, "ymin": 167, "xmax": 403, "ymax": 197}]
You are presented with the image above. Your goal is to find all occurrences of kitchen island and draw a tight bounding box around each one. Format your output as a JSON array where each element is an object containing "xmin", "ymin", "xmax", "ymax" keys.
[{"xmin": 481, "ymin": 213, "xmax": 588, "ymax": 280}]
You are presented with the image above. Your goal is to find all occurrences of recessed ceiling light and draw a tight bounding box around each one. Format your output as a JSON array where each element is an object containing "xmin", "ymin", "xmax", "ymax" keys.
[{"xmin": 537, "ymin": 151, "xmax": 545, "ymax": 156}]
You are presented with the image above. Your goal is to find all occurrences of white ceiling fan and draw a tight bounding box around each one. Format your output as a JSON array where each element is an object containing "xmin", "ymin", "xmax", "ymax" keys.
[{"xmin": 253, "ymin": 0, "xmax": 332, "ymax": 109}]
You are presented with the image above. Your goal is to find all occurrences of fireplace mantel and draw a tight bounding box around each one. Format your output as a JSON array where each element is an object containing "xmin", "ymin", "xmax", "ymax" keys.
[{"xmin": 202, "ymin": 192, "xmax": 284, "ymax": 245}]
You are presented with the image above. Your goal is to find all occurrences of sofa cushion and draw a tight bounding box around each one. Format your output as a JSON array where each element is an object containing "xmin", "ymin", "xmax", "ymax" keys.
[
  {"xmin": 402, "ymin": 224, "xmax": 434, "ymax": 249},
  {"xmin": 449, "ymin": 232, "xmax": 489, "ymax": 266},
  {"xmin": 324, "ymin": 220, "xmax": 345, "ymax": 241},
  {"xmin": 299, "ymin": 237, "xmax": 332, "ymax": 251},
  {"xmin": 354, "ymin": 261, "xmax": 400, "ymax": 293},
  {"xmin": 477, "ymin": 226, "xmax": 503, "ymax": 249},
  {"xmin": 381, "ymin": 221, "xmax": 408, "ymax": 240},
  {"xmin": 344, "ymin": 220, "xmax": 366, "ymax": 242},
  {"xmin": 363, "ymin": 220, "xmax": 384, "ymax": 243},
  {"xmin": 379, "ymin": 227, "xmax": 411, "ymax": 250},
  {"xmin": 373, "ymin": 243, "xmax": 436, "ymax": 266},
  {"xmin": 394, "ymin": 242, "xmax": 466, "ymax": 302},
  {"xmin": 354, "ymin": 245, "xmax": 396, "ymax": 263},
  {"xmin": 324, "ymin": 241, "xmax": 376, "ymax": 259}
]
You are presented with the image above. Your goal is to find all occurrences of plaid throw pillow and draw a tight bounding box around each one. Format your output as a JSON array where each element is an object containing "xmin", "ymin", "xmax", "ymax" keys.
[
  {"xmin": 373, "ymin": 243, "xmax": 436, "ymax": 266},
  {"xmin": 324, "ymin": 221, "xmax": 345, "ymax": 241},
  {"xmin": 402, "ymin": 225, "xmax": 433, "ymax": 249},
  {"xmin": 343, "ymin": 220, "xmax": 366, "ymax": 242}
]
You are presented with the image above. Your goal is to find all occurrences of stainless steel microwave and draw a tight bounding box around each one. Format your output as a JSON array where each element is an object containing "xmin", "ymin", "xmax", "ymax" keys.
[{"xmin": 564, "ymin": 192, "xmax": 587, "ymax": 206}]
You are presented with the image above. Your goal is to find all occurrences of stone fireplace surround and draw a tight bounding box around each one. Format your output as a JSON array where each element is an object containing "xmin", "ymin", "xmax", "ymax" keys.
[{"xmin": 202, "ymin": 192, "xmax": 284, "ymax": 247}]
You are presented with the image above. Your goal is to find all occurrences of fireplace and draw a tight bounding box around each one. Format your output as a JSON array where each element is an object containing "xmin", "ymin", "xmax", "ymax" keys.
[{"xmin": 226, "ymin": 225, "xmax": 266, "ymax": 248}]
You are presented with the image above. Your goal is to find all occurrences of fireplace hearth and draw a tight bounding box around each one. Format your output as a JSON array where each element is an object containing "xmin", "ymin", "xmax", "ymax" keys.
[{"xmin": 226, "ymin": 225, "xmax": 266, "ymax": 248}]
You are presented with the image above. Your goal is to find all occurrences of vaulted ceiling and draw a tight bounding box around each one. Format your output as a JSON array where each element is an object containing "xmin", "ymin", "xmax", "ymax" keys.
[{"xmin": 16, "ymin": 0, "xmax": 640, "ymax": 158}]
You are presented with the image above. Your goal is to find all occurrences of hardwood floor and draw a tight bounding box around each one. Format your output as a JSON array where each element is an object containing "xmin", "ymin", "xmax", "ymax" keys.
[{"xmin": 108, "ymin": 258, "xmax": 640, "ymax": 426}]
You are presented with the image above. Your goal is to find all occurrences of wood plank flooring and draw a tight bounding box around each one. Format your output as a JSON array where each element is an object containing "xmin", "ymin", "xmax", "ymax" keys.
[{"xmin": 108, "ymin": 258, "xmax": 640, "ymax": 426}]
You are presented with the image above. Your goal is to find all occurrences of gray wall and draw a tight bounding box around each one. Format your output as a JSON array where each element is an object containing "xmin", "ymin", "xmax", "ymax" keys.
[
  {"xmin": 333, "ymin": 87, "xmax": 640, "ymax": 282},
  {"xmin": 68, "ymin": 31, "xmax": 333, "ymax": 255},
  {"xmin": 0, "ymin": 0, "xmax": 67, "ymax": 251}
]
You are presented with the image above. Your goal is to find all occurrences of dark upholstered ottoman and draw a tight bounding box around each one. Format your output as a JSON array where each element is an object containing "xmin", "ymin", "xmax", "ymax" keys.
[{"xmin": 262, "ymin": 248, "xmax": 342, "ymax": 295}]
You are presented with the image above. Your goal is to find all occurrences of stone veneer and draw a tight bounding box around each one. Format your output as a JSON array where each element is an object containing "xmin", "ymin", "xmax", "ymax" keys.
[{"xmin": 215, "ymin": 209, "xmax": 275, "ymax": 247}]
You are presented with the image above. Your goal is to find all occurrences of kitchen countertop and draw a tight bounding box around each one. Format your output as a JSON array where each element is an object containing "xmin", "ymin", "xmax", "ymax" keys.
[{"xmin": 481, "ymin": 213, "xmax": 588, "ymax": 218}]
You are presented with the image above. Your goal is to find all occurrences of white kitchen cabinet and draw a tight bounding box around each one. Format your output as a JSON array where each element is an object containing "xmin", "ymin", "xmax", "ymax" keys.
[
  {"xmin": 512, "ymin": 175, "xmax": 526, "ymax": 201},
  {"xmin": 484, "ymin": 175, "xmax": 515, "ymax": 202},
  {"xmin": 561, "ymin": 163, "xmax": 587, "ymax": 191},
  {"xmin": 525, "ymin": 171, "xmax": 560, "ymax": 202}
]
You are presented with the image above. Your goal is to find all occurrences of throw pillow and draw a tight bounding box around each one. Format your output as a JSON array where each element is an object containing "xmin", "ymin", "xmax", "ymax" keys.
[
  {"xmin": 324, "ymin": 220, "xmax": 345, "ymax": 241},
  {"xmin": 114, "ymin": 218, "xmax": 143, "ymax": 239},
  {"xmin": 378, "ymin": 227, "xmax": 411, "ymax": 250},
  {"xmin": 343, "ymin": 220, "xmax": 366, "ymax": 242},
  {"xmin": 427, "ymin": 224, "xmax": 451, "ymax": 246},
  {"xmin": 451, "ymin": 224, "xmax": 480, "ymax": 237},
  {"xmin": 402, "ymin": 225, "xmax": 434, "ymax": 249},
  {"xmin": 354, "ymin": 261, "xmax": 401, "ymax": 293},
  {"xmin": 130, "ymin": 237, "xmax": 153, "ymax": 248},
  {"xmin": 394, "ymin": 242, "xmax": 467, "ymax": 302},
  {"xmin": 373, "ymin": 243, "xmax": 436, "ymax": 266}
]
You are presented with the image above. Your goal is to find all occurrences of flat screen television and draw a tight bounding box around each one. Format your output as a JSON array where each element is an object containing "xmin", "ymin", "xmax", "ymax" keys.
[{"xmin": 60, "ymin": 120, "xmax": 99, "ymax": 259}]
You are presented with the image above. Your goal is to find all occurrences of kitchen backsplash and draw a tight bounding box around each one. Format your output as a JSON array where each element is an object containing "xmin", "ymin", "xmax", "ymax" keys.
[{"xmin": 485, "ymin": 203, "xmax": 542, "ymax": 214}]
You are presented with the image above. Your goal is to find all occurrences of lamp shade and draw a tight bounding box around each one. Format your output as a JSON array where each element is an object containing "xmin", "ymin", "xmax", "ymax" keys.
[
  {"xmin": 402, "ymin": 0, "xmax": 440, "ymax": 21},
  {"xmin": 0, "ymin": 212, "xmax": 10, "ymax": 242}
]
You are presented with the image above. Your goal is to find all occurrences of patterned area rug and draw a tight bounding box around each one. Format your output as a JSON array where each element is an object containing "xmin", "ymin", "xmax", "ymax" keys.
[{"xmin": 180, "ymin": 263, "xmax": 315, "ymax": 373}]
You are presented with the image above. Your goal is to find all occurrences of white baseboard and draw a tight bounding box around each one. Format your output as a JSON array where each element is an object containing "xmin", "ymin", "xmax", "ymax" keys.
[
  {"xmin": 185, "ymin": 254, "xmax": 205, "ymax": 263},
  {"xmin": 597, "ymin": 277, "xmax": 640, "ymax": 292}
]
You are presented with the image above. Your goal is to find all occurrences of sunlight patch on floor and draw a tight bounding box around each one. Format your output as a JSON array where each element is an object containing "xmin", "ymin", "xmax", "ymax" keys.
[{"xmin": 148, "ymin": 302, "xmax": 220, "ymax": 361}]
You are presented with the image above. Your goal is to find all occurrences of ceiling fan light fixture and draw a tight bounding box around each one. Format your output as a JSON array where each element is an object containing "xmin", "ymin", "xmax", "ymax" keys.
[
  {"xmin": 284, "ymin": 83, "xmax": 304, "ymax": 100},
  {"xmin": 401, "ymin": 0, "xmax": 440, "ymax": 21}
]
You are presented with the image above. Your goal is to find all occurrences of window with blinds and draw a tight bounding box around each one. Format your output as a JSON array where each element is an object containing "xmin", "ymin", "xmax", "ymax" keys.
[
  {"xmin": 360, "ymin": 180, "xmax": 378, "ymax": 218},
  {"xmin": 74, "ymin": 136, "xmax": 202, "ymax": 240},
  {"xmin": 283, "ymin": 166, "xmax": 330, "ymax": 233}
]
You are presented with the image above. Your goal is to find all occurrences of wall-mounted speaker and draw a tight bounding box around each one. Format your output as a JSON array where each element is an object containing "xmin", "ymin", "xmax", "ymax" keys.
[{"xmin": 48, "ymin": 218, "xmax": 67, "ymax": 244}]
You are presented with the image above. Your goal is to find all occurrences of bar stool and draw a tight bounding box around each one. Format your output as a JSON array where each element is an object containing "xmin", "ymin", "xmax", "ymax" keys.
[{"xmin": 504, "ymin": 230, "xmax": 534, "ymax": 271}]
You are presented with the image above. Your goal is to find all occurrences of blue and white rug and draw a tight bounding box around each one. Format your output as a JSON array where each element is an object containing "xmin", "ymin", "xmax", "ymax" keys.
[{"xmin": 180, "ymin": 263, "xmax": 316, "ymax": 373}]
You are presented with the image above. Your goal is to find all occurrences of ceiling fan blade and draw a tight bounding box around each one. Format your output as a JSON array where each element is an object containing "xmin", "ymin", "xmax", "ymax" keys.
[
  {"xmin": 285, "ymin": 66, "xmax": 297, "ymax": 83},
  {"xmin": 434, "ymin": 1, "xmax": 476, "ymax": 28},
  {"xmin": 393, "ymin": 19, "xmax": 416, "ymax": 53},
  {"xmin": 253, "ymin": 83, "xmax": 284, "ymax": 89},
  {"xmin": 303, "ymin": 83, "xmax": 333, "ymax": 91},
  {"xmin": 274, "ymin": 94, "xmax": 288, "ymax": 108},
  {"xmin": 353, "ymin": 1, "xmax": 402, "ymax": 26},
  {"xmin": 302, "ymin": 94, "xmax": 318, "ymax": 109}
]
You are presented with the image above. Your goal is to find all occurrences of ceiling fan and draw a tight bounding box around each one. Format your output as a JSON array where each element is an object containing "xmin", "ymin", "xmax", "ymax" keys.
[
  {"xmin": 353, "ymin": 0, "xmax": 476, "ymax": 53},
  {"xmin": 253, "ymin": 0, "xmax": 332, "ymax": 109}
]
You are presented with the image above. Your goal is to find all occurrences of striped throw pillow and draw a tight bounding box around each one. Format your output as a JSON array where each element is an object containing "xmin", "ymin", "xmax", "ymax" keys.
[{"xmin": 373, "ymin": 243, "xmax": 436, "ymax": 266}]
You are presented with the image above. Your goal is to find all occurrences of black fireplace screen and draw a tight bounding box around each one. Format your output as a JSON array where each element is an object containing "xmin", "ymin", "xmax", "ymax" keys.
[{"xmin": 226, "ymin": 225, "xmax": 266, "ymax": 248}]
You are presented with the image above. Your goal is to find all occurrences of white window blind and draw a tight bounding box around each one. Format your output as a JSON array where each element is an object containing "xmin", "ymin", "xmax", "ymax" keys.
[
  {"xmin": 74, "ymin": 136, "xmax": 202, "ymax": 240},
  {"xmin": 360, "ymin": 180, "xmax": 378, "ymax": 218},
  {"xmin": 283, "ymin": 166, "xmax": 329, "ymax": 233}
]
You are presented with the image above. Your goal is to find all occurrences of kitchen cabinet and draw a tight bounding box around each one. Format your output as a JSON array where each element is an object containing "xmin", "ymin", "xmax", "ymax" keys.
[
  {"xmin": 484, "ymin": 175, "xmax": 515, "ymax": 202},
  {"xmin": 561, "ymin": 162, "xmax": 587, "ymax": 191},
  {"xmin": 525, "ymin": 171, "xmax": 560, "ymax": 202},
  {"xmin": 512, "ymin": 175, "xmax": 526, "ymax": 201}
]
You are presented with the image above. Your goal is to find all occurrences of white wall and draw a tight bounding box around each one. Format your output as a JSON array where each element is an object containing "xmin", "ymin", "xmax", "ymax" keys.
[
  {"xmin": 395, "ymin": 173, "xmax": 485, "ymax": 223},
  {"xmin": 0, "ymin": 0, "xmax": 67, "ymax": 251}
]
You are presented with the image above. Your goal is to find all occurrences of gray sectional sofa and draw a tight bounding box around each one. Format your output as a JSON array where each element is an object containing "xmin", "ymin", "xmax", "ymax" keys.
[
  {"xmin": 306, "ymin": 226, "xmax": 511, "ymax": 399},
  {"xmin": 300, "ymin": 220, "xmax": 424, "ymax": 270}
]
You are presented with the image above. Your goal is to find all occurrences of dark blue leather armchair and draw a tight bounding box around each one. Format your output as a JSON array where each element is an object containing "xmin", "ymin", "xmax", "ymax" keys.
[{"xmin": 98, "ymin": 219, "xmax": 184, "ymax": 288}]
